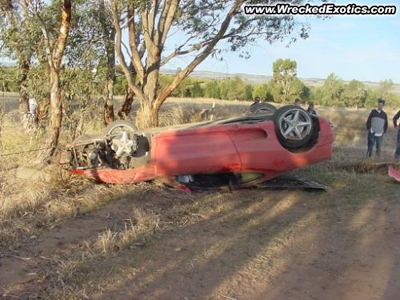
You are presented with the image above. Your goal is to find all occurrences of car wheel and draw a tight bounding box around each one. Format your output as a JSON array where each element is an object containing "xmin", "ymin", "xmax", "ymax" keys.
[
  {"xmin": 105, "ymin": 120, "xmax": 137, "ymax": 136},
  {"xmin": 273, "ymin": 105, "xmax": 314, "ymax": 150},
  {"xmin": 249, "ymin": 103, "xmax": 277, "ymax": 115}
]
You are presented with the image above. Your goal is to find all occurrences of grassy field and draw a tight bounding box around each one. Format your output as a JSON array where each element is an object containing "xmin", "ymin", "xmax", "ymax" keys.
[{"xmin": 1, "ymin": 96, "xmax": 400, "ymax": 299}]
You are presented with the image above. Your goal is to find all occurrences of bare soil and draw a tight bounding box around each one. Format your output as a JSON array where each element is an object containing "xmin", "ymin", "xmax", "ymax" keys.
[{"xmin": 1, "ymin": 163, "xmax": 400, "ymax": 300}]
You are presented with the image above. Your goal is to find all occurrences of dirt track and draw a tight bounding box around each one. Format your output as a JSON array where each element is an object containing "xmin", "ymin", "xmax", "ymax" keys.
[{"xmin": 2, "ymin": 169, "xmax": 400, "ymax": 300}]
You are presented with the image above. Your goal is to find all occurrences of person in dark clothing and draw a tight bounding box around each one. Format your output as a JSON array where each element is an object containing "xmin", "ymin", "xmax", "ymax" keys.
[
  {"xmin": 294, "ymin": 98, "xmax": 302, "ymax": 107},
  {"xmin": 393, "ymin": 110, "xmax": 400, "ymax": 159},
  {"xmin": 366, "ymin": 99, "xmax": 388, "ymax": 157},
  {"xmin": 250, "ymin": 96, "xmax": 260, "ymax": 107},
  {"xmin": 306, "ymin": 102, "xmax": 317, "ymax": 115}
]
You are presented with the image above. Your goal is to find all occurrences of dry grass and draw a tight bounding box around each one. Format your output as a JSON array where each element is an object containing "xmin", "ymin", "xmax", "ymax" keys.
[
  {"xmin": 2, "ymin": 96, "xmax": 400, "ymax": 299},
  {"xmin": 93, "ymin": 208, "xmax": 161, "ymax": 256}
]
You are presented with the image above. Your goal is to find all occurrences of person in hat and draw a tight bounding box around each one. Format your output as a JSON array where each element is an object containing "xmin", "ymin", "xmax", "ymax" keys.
[{"xmin": 366, "ymin": 98, "xmax": 388, "ymax": 157}]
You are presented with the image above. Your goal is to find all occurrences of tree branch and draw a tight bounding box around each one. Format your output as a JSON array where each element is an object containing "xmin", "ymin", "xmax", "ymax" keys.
[
  {"xmin": 155, "ymin": 0, "xmax": 244, "ymax": 110},
  {"xmin": 127, "ymin": 3, "xmax": 145, "ymax": 81},
  {"xmin": 110, "ymin": 0, "xmax": 144, "ymax": 100}
]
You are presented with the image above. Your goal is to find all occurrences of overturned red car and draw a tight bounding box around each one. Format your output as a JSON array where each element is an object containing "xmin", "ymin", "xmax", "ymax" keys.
[{"xmin": 60, "ymin": 105, "xmax": 334, "ymax": 189}]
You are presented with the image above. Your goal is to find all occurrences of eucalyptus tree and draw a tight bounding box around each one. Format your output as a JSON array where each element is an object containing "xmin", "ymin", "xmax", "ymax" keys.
[
  {"xmin": 0, "ymin": 0, "xmax": 39, "ymax": 117},
  {"xmin": 378, "ymin": 79, "xmax": 397, "ymax": 105},
  {"xmin": 27, "ymin": 0, "xmax": 72, "ymax": 161},
  {"xmin": 321, "ymin": 73, "xmax": 344, "ymax": 107},
  {"xmin": 203, "ymin": 80, "xmax": 220, "ymax": 99},
  {"xmin": 252, "ymin": 83, "xmax": 268, "ymax": 101},
  {"xmin": 342, "ymin": 79, "xmax": 366, "ymax": 108},
  {"xmin": 110, "ymin": 0, "xmax": 326, "ymax": 128},
  {"xmin": 63, "ymin": 0, "xmax": 118, "ymax": 125},
  {"xmin": 268, "ymin": 58, "xmax": 306, "ymax": 103},
  {"xmin": 272, "ymin": 58, "xmax": 297, "ymax": 102}
]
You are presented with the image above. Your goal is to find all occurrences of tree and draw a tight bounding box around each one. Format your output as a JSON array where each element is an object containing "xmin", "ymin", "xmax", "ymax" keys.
[
  {"xmin": 227, "ymin": 76, "xmax": 247, "ymax": 100},
  {"xmin": 378, "ymin": 79, "xmax": 397, "ymax": 105},
  {"xmin": 364, "ymin": 87, "xmax": 381, "ymax": 108},
  {"xmin": 34, "ymin": 0, "xmax": 72, "ymax": 161},
  {"xmin": 110, "ymin": 0, "xmax": 324, "ymax": 128},
  {"xmin": 189, "ymin": 81, "xmax": 204, "ymax": 98},
  {"xmin": 204, "ymin": 80, "xmax": 220, "ymax": 99},
  {"xmin": 342, "ymin": 80, "xmax": 366, "ymax": 108},
  {"xmin": 272, "ymin": 58, "xmax": 297, "ymax": 103},
  {"xmin": 321, "ymin": 73, "xmax": 344, "ymax": 107},
  {"xmin": 269, "ymin": 59, "xmax": 305, "ymax": 103},
  {"xmin": 0, "ymin": 0, "xmax": 37, "ymax": 121},
  {"xmin": 252, "ymin": 83, "xmax": 268, "ymax": 101},
  {"xmin": 379, "ymin": 79, "xmax": 395, "ymax": 98},
  {"xmin": 97, "ymin": 0, "xmax": 116, "ymax": 124}
]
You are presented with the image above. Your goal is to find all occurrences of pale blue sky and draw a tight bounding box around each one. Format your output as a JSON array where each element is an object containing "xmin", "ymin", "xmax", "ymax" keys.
[
  {"xmin": 1, "ymin": 1, "xmax": 397, "ymax": 83},
  {"xmin": 165, "ymin": 0, "xmax": 400, "ymax": 83}
]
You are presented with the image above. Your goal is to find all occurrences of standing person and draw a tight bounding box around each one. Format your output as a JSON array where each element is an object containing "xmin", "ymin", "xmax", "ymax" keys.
[
  {"xmin": 306, "ymin": 102, "xmax": 317, "ymax": 115},
  {"xmin": 393, "ymin": 109, "xmax": 400, "ymax": 159},
  {"xmin": 366, "ymin": 98, "xmax": 388, "ymax": 157},
  {"xmin": 250, "ymin": 96, "xmax": 260, "ymax": 107},
  {"xmin": 294, "ymin": 98, "xmax": 302, "ymax": 107},
  {"xmin": 29, "ymin": 98, "xmax": 37, "ymax": 115}
]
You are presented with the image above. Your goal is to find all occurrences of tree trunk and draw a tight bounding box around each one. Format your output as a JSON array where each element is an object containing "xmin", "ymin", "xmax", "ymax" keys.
[
  {"xmin": 73, "ymin": 113, "xmax": 84, "ymax": 140},
  {"xmin": 100, "ymin": 0, "xmax": 116, "ymax": 125},
  {"xmin": 36, "ymin": 0, "xmax": 71, "ymax": 163},
  {"xmin": 17, "ymin": 60, "xmax": 30, "ymax": 117},
  {"xmin": 103, "ymin": 76, "xmax": 115, "ymax": 125},
  {"xmin": 137, "ymin": 99, "xmax": 158, "ymax": 129},
  {"xmin": 37, "ymin": 71, "xmax": 62, "ymax": 162},
  {"xmin": 117, "ymin": 85, "xmax": 135, "ymax": 119}
]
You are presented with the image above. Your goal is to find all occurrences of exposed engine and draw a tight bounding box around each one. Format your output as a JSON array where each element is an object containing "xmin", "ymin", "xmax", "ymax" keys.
[{"xmin": 61, "ymin": 132, "xmax": 150, "ymax": 170}]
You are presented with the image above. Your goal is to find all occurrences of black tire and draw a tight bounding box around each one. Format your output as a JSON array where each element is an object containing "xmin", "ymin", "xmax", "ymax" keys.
[
  {"xmin": 249, "ymin": 103, "xmax": 277, "ymax": 115},
  {"xmin": 105, "ymin": 120, "xmax": 137, "ymax": 136},
  {"xmin": 273, "ymin": 105, "xmax": 314, "ymax": 150}
]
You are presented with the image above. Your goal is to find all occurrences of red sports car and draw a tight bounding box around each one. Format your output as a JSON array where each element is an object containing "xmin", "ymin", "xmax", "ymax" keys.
[{"xmin": 60, "ymin": 105, "xmax": 334, "ymax": 189}]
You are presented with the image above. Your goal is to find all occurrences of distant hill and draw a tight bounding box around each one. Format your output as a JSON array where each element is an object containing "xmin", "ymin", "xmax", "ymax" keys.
[{"xmin": 161, "ymin": 69, "xmax": 400, "ymax": 94}]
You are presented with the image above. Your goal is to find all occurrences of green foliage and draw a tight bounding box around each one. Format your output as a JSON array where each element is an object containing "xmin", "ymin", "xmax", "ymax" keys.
[
  {"xmin": 226, "ymin": 77, "xmax": 248, "ymax": 100},
  {"xmin": 0, "ymin": 66, "xmax": 18, "ymax": 92},
  {"xmin": 342, "ymin": 80, "xmax": 367, "ymax": 108},
  {"xmin": 26, "ymin": 66, "xmax": 50, "ymax": 103},
  {"xmin": 320, "ymin": 73, "xmax": 344, "ymax": 107},
  {"xmin": 207, "ymin": 77, "xmax": 250, "ymax": 101},
  {"xmin": 218, "ymin": 79, "xmax": 230, "ymax": 100},
  {"xmin": 114, "ymin": 78, "xmax": 126, "ymax": 96},
  {"xmin": 188, "ymin": 82, "xmax": 204, "ymax": 98},
  {"xmin": 268, "ymin": 58, "xmax": 306, "ymax": 103},
  {"xmin": 377, "ymin": 79, "xmax": 398, "ymax": 107},
  {"xmin": 364, "ymin": 87, "xmax": 381, "ymax": 108},
  {"xmin": 244, "ymin": 84, "xmax": 253, "ymax": 101},
  {"xmin": 203, "ymin": 80, "xmax": 220, "ymax": 99},
  {"xmin": 252, "ymin": 84, "xmax": 268, "ymax": 101}
]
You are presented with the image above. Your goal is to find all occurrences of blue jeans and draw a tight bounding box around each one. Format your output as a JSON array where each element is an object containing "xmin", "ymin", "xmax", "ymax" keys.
[
  {"xmin": 367, "ymin": 131, "xmax": 383, "ymax": 157},
  {"xmin": 395, "ymin": 130, "xmax": 400, "ymax": 158}
]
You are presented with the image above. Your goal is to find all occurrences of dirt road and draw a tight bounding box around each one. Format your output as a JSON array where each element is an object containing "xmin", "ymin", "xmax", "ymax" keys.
[{"xmin": 2, "ymin": 170, "xmax": 400, "ymax": 300}]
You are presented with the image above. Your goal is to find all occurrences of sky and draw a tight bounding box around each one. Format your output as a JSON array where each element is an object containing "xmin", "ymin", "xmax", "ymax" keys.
[
  {"xmin": 1, "ymin": 1, "xmax": 398, "ymax": 84},
  {"xmin": 164, "ymin": 0, "xmax": 400, "ymax": 84}
]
